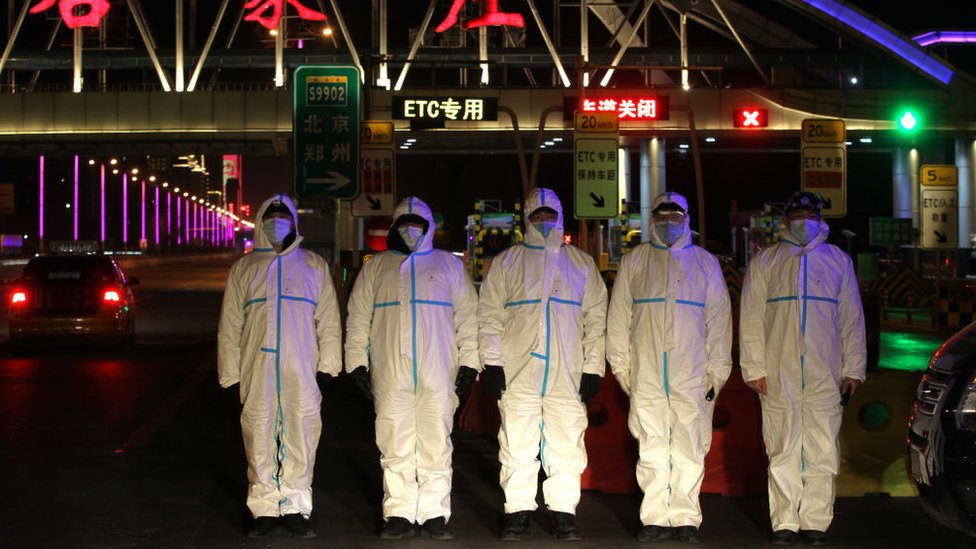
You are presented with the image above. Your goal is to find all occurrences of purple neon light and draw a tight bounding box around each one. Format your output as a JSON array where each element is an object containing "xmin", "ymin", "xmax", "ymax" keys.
[
  {"xmin": 800, "ymin": 0, "xmax": 954, "ymax": 85},
  {"xmin": 100, "ymin": 164, "xmax": 105, "ymax": 243},
  {"xmin": 155, "ymin": 186, "xmax": 160, "ymax": 246},
  {"xmin": 176, "ymin": 196, "xmax": 182, "ymax": 245},
  {"xmin": 167, "ymin": 192, "xmax": 172, "ymax": 240},
  {"xmin": 185, "ymin": 200, "xmax": 190, "ymax": 244},
  {"xmin": 913, "ymin": 31, "xmax": 976, "ymax": 47},
  {"xmin": 193, "ymin": 203, "xmax": 197, "ymax": 245},
  {"xmin": 73, "ymin": 155, "xmax": 79, "ymax": 240},
  {"xmin": 38, "ymin": 156, "xmax": 44, "ymax": 242},
  {"xmin": 123, "ymin": 173, "xmax": 128, "ymax": 245},
  {"xmin": 141, "ymin": 180, "xmax": 146, "ymax": 242}
]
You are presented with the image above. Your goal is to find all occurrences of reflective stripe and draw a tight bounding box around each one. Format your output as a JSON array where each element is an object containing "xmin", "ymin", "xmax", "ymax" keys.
[
  {"xmin": 244, "ymin": 298, "xmax": 267, "ymax": 309},
  {"xmin": 410, "ymin": 254, "xmax": 418, "ymax": 393},
  {"xmin": 651, "ymin": 243, "xmax": 668, "ymax": 250},
  {"xmin": 281, "ymin": 295, "xmax": 316, "ymax": 306},
  {"xmin": 634, "ymin": 297, "xmax": 666, "ymax": 304},
  {"xmin": 540, "ymin": 300, "xmax": 552, "ymax": 396},
  {"xmin": 767, "ymin": 296, "xmax": 798, "ymax": 303},
  {"xmin": 413, "ymin": 249, "xmax": 434, "ymax": 256},
  {"xmin": 540, "ymin": 419, "xmax": 548, "ymax": 473},
  {"xmin": 505, "ymin": 299, "xmax": 542, "ymax": 308},
  {"xmin": 407, "ymin": 197, "xmax": 413, "ymax": 213},
  {"xmin": 781, "ymin": 238, "xmax": 802, "ymax": 247},
  {"xmin": 806, "ymin": 295, "xmax": 839, "ymax": 304},
  {"xmin": 523, "ymin": 242, "xmax": 544, "ymax": 250},
  {"xmin": 675, "ymin": 299, "xmax": 705, "ymax": 308},
  {"xmin": 274, "ymin": 256, "xmax": 286, "ymax": 509},
  {"xmin": 530, "ymin": 352, "xmax": 547, "ymax": 360},
  {"xmin": 412, "ymin": 299, "xmax": 452, "ymax": 307},
  {"xmin": 663, "ymin": 352, "xmax": 670, "ymax": 397},
  {"xmin": 253, "ymin": 247, "xmax": 274, "ymax": 253},
  {"xmin": 260, "ymin": 347, "xmax": 277, "ymax": 354},
  {"xmin": 374, "ymin": 301, "xmax": 400, "ymax": 308},
  {"xmin": 802, "ymin": 256, "xmax": 809, "ymax": 336},
  {"xmin": 549, "ymin": 297, "xmax": 582, "ymax": 307}
]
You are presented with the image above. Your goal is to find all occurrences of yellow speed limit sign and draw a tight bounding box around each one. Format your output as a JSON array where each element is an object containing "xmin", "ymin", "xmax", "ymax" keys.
[
  {"xmin": 575, "ymin": 111, "xmax": 619, "ymax": 133},
  {"xmin": 801, "ymin": 118, "xmax": 845, "ymax": 143},
  {"xmin": 362, "ymin": 121, "xmax": 394, "ymax": 145},
  {"xmin": 920, "ymin": 164, "xmax": 958, "ymax": 187}
]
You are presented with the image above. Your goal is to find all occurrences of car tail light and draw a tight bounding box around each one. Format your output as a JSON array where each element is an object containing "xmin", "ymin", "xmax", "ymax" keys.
[
  {"xmin": 103, "ymin": 290, "xmax": 121, "ymax": 302},
  {"xmin": 11, "ymin": 290, "xmax": 27, "ymax": 305}
]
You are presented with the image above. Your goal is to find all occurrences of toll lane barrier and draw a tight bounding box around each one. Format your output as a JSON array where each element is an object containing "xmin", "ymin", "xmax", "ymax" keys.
[{"xmin": 701, "ymin": 368, "xmax": 766, "ymax": 496}]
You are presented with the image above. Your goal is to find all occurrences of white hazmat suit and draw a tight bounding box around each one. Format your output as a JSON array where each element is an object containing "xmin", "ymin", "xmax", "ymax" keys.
[
  {"xmin": 606, "ymin": 194, "xmax": 732, "ymax": 529},
  {"xmin": 739, "ymin": 220, "xmax": 866, "ymax": 533},
  {"xmin": 344, "ymin": 197, "xmax": 479, "ymax": 524},
  {"xmin": 217, "ymin": 194, "xmax": 342, "ymax": 519},
  {"xmin": 478, "ymin": 188, "xmax": 608, "ymax": 515}
]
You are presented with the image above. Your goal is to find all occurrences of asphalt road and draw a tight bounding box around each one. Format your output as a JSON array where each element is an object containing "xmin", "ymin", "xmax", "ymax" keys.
[{"xmin": 0, "ymin": 254, "xmax": 972, "ymax": 548}]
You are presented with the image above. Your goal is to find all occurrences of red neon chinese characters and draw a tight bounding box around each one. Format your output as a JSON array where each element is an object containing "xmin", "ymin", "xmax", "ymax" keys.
[
  {"xmin": 244, "ymin": 0, "xmax": 327, "ymax": 31},
  {"xmin": 435, "ymin": 0, "xmax": 525, "ymax": 33},
  {"xmin": 30, "ymin": 0, "xmax": 111, "ymax": 29},
  {"xmin": 582, "ymin": 97, "xmax": 659, "ymax": 119}
]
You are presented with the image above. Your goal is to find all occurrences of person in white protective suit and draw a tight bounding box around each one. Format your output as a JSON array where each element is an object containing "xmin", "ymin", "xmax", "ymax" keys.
[
  {"xmin": 606, "ymin": 192, "xmax": 732, "ymax": 544},
  {"xmin": 344, "ymin": 196, "xmax": 480, "ymax": 541},
  {"xmin": 217, "ymin": 194, "xmax": 342, "ymax": 539},
  {"xmin": 739, "ymin": 191, "xmax": 866, "ymax": 547},
  {"xmin": 478, "ymin": 187, "xmax": 608, "ymax": 541}
]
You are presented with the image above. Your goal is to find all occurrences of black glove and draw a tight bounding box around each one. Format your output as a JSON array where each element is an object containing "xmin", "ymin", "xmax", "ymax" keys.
[
  {"xmin": 482, "ymin": 365, "xmax": 506, "ymax": 400},
  {"xmin": 455, "ymin": 366, "xmax": 478, "ymax": 397},
  {"xmin": 579, "ymin": 373, "xmax": 601, "ymax": 403},
  {"xmin": 350, "ymin": 366, "xmax": 373, "ymax": 400}
]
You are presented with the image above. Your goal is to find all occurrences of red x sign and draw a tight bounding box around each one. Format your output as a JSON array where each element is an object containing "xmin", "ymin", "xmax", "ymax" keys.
[{"xmin": 734, "ymin": 108, "xmax": 768, "ymax": 128}]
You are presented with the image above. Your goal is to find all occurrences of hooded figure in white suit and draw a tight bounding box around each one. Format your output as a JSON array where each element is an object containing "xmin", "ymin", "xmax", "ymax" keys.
[
  {"xmin": 478, "ymin": 187, "xmax": 608, "ymax": 541},
  {"xmin": 217, "ymin": 193, "xmax": 342, "ymax": 539},
  {"xmin": 739, "ymin": 191, "xmax": 866, "ymax": 546},
  {"xmin": 606, "ymin": 191, "xmax": 732, "ymax": 543},
  {"xmin": 345, "ymin": 196, "xmax": 480, "ymax": 541}
]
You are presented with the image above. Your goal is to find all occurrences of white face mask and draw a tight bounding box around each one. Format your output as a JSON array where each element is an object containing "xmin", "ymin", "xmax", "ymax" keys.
[
  {"xmin": 398, "ymin": 225, "xmax": 425, "ymax": 250},
  {"xmin": 654, "ymin": 220, "xmax": 684, "ymax": 245},
  {"xmin": 790, "ymin": 219, "xmax": 819, "ymax": 245},
  {"xmin": 532, "ymin": 221, "xmax": 558, "ymax": 239},
  {"xmin": 262, "ymin": 217, "xmax": 293, "ymax": 245}
]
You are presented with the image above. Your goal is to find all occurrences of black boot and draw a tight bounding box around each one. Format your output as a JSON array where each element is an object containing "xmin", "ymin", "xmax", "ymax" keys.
[
  {"xmin": 281, "ymin": 513, "xmax": 317, "ymax": 538},
  {"xmin": 379, "ymin": 516, "xmax": 415, "ymax": 539},
  {"xmin": 500, "ymin": 511, "xmax": 532, "ymax": 541},
  {"xmin": 636, "ymin": 525, "xmax": 671, "ymax": 542},
  {"xmin": 246, "ymin": 516, "xmax": 280, "ymax": 539},
  {"xmin": 800, "ymin": 530, "xmax": 828, "ymax": 546},
  {"xmin": 675, "ymin": 526, "xmax": 701, "ymax": 543},
  {"xmin": 421, "ymin": 517, "xmax": 454, "ymax": 541},
  {"xmin": 552, "ymin": 512, "xmax": 582, "ymax": 541},
  {"xmin": 771, "ymin": 530, "xmax": 796, "ymax": 545}
]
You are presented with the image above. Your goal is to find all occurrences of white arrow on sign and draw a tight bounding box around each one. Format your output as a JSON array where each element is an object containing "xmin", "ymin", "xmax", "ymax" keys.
[{"xmin": 308, "ymin": 171, "xmax": 350, "ymax": 191}]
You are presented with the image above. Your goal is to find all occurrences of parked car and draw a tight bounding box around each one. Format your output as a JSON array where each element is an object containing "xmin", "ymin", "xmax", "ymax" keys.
[
  {"xmin": 908, "ymin": 322, "xmax": 976, "ymax": 538},
  {"xmin": 8, "ymin": 255, "xmax": 138, "ymax": 348}
]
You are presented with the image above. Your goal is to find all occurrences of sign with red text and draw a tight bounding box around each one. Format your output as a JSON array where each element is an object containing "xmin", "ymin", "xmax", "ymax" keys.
[{"xmin": 570, "ymin": 96, "xmax": 670, "ymax": 121}]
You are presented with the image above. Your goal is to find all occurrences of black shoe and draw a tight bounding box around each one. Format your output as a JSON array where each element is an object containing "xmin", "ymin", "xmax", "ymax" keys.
[
  {"xmin": 380, "ymin": 516, "xmax": 415, "ymax": 540},
  {"xmin": 247, "ymin": 516, "xmax": 280, "ymax": 539},
  {"xmin": 281, "ymin": 513, "xmax": 317, "ymax": 539},
  {"xmin": 552, "ymin": 511, "xmax": 582, "ymax": 541},
  {"xmin": 500, "ymin": 511, "xmax": 532, "ymax": 541},
  {"xmin": 675, "ymin": 526, "xmax": 701, "ymax": 543},
  {"xmin": 801, "ymin": 530, "xmax": 828, "ymax": 546},
  {"xmin": 636, "ymin": 525, "xmax": 671, "ymax": 542},
  {"xmin": 771, "ymin": 530, "xmax": 796, "ymax": 545},
  {"xmin": 421, "ymin": 517, "xmax": 454, "ymax": 541}
]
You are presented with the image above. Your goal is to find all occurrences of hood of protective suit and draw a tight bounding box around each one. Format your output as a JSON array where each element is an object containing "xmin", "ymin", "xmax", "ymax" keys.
[
  {"xmin": 780, "ymin": 218, "xmax": 829, "ymax": 252},
  {"xmin": 388, "ymin": 196, "xmax": 435, "ymax": 254},
  {"xmin": 254, "ymin": 193, "xmax": 302, "ymax": 253},
  {"xmin": 523, "ymin": 187, "xmax": 565, "ymax": 248}
]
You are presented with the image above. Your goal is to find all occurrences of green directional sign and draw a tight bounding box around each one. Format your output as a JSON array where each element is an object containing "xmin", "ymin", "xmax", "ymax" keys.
[
  {"xmin": 293, "ymin": 65, "xmax": 361, "ymax": 199},
  {"xmin": 574, "ymin": 137, "xmax": 619, "ymax": 219}
]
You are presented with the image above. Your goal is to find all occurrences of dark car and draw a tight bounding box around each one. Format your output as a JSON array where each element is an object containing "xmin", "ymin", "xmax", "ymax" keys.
[
  {"xmin": 908, "ymin": 322, "xmax": 976, "ymax": 538},
  {"xmin": 8, "ymin": 255, "xmax": 138, "ymax": 348}
]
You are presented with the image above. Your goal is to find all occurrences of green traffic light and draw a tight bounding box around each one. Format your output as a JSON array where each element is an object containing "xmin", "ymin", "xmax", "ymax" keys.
[{"xmin": 899, "ymin": 111, "xmax": 918, "ymax": 131}]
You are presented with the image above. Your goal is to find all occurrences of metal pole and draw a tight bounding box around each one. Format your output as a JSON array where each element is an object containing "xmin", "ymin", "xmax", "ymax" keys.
[
  {"xmin": 687, "ymin": 106, "xmax": 706, "ymax": 243},
  {"xmin": 187, "ymin": 0, "xmax": 230, "ymax": 91},
  {"xmin": 525, "ymin": 0, "xmax": 571, "ymax": 87},
  {"xmin": 176, "ymin": 0, "xmax": 185, "ymax": 91},
  {"xmin": 599, "ymin": 0, "xmax": 654, "ymax": 87},
  {"xmin": 125, "ymin": 0, "xmax": 172, "ymax": 91},
  {"xmin": 530, "ymin": 106, "xmax": 565, "ymax": 190},
  {"xmin": 480, "ymin": 25, "xmax": 489, "ymax": 85},
  {"xmin": 394, "ymin": 0, "xmax": 439, "ymax": 91},
  {"xmin": 28, "ymin": 19, "xmax": 61, "ymax": 92},
  {"xmin": 376, "ymin": 0, "xmax": 389, "ymax": 88},
  {"xmin": 581, "ymin": 0, "xmax": 589, "ymax": 86},
  {"xmin": 73, "ymin": 26, "xmax": 82, "ymax": 92},
  {"xmin": 499, "ymin": 106, "xmax": 529, "ymax": 197},
  {"xmin": 325, "ymin": 0, "xmax": 364, "ymax": 82},
  {"xmin": 680, "ymin": 13, "xmax": 688, "ymax": 90},
  {"xmin": 274, "ymin": 10, "xmax": 284, "ymax": 87},
  {"xmin": 0, "ymin": 0, "xmax": 30, "ymax": 87},
  {"xmin": 709, "ymin": 0, "xmax": 770, "ymax": 85}
]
